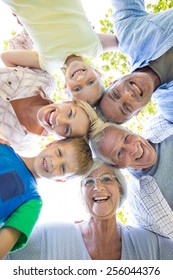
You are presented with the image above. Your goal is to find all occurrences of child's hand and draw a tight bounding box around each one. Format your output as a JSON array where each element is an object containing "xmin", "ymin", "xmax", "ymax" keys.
[{"xmin": 0, "ymin": 138, "xmax": 11, "ymax": 146}]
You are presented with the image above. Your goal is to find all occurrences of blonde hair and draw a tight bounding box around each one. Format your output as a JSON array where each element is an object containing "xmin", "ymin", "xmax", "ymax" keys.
[
  {"xmin": 73, "ymin": 100, "xmax": 105, "ymax": 139},
  {"xmin": 59, "ymin": 137, "xmax": 93, "ymax": 177}
]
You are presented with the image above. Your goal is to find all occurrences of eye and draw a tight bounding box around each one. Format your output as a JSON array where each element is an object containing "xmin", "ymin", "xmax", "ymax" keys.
[
  {"xmin": 113, "ymin": 90, "xmax": 120, "ymax": 99},
  {"xmin": 118, "ymin": 150, "xmax": 123, "ymax": 159},
  {"xmin": 64, "ymin": 125, "xmax": 71, "ymax": 136},
  {"xmin": 84, "ymin": 178, "xmax": 95, "ymax": 187},
  {"xmin": 68, "ymin": 109, "xmax": 72, "ymax": 118},
  {"xmin": 58, "ymin": 148, "xmax": 62, "ymax": 157},
  {"xmin": 73, "ymin": 86, "xmax": 81, "ymax": 92},
  {"xmin": 124, "ymin": 134, "xmax": 129, "ymax": 143},
  {"xmin": 123, "ymin": 103, "xmax": 131, "ymax": 113},
  {"xmin": 60, "ymin": 164, "xmax": 65, "ymax": 175},
  {"xmin": 88, "ymin": 79, "xmax": 94, "ymax": 85},
  {"xmin": 101, "ymin": 175, "xmax": 112, "ymax": 183}
]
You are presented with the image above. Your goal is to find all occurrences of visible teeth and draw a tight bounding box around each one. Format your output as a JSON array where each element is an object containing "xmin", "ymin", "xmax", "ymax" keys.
[
  {"xmin": 43, "ymin": 159, "xmax": 48, "ymax": 172},
  {"xmin": 48, "ymin": 111, "xmax": 55, "ymax": 126},
  {"xmin": 136, "ymin": 144, "xmax": 143, "ymax": 160},
  {"xmin": 132, "ymin": 83, "xmax": 142, "ymax": 96},
  {"xmin": 94, "ymin": 196, "xmax": 109, "ymax": 202},
  {"xmin": 72, "ymin": 69, "xmax": 85, "ymax": 78}
]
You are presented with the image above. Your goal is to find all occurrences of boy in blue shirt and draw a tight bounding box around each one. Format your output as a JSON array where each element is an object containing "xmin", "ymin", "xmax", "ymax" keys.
[{"xmin": 0, "ymin": 137, "xmax": 93, "ymax": 259}]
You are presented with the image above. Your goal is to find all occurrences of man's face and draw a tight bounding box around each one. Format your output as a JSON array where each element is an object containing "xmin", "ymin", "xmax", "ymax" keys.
[
  {"xmin": 65, "ymin": 61, "xmax": 104, "ymax": 106},
  {"xmin": 99, "ymin": 72, "xmax": 155, "ymax": 124},
  {"xmin": 33, "ymin": 141, "xmax": 80, "ymax": 180},
  {"xmin": 98, "ymin": 127, "xmax": 157, "ymax": 169}
]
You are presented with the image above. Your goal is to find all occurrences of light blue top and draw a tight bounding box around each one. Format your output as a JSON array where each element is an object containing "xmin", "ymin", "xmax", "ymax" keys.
[
  {"xmin": 111, "ymin": 0, "xmax": 173, "ymax": 123},
  {"xmin": 5, "ymin": 222, "xmax": 173, "ymax": 260},
  {"xmin": 127, "ymin": 115, "xmax": 173, "ymax": 239}
]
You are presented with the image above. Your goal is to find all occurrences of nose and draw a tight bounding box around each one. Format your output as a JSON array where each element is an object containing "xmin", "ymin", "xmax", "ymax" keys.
[
  {"xmin": 124, "ymin": 88, "xmax": 134, "ymax": 99},
  {"xmin": 56, "ymin": 113, "xmax": 66, "ymax": 125},
  {"xmin": 126, "ymin": 143, "xmax": 138, "ymax": 155},
  {"xmin": 51, "ymin": 156, "xmax": 63, "ymax": 173},
  {"xmin": 75, "ymin": 72, "xmax": 85, "ymax": 81},
  {"xmin": 94, "ymin": 179, "xmax": 104, "ymax": 191}
]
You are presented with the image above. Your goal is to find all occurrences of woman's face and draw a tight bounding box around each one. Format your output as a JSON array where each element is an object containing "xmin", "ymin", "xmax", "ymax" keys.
[
  {"xmin": 37, "ymin": 101, "xmax": 90, "ymax": 137},
  {"xmin": 81, "ymin": 164, "xmax": 121, "ymax": 219}
]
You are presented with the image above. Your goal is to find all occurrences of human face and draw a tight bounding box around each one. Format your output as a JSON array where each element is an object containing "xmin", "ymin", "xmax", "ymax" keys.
[
  {"xmin": 32, "ymin": 141, "xmax": 80, "ymax": 180},
  {"xmin": 81, "ymin": 165, "xmax": 120, "ymax": 219},
  {"xmin": 99, "ymin": 72, "xmax": 155, "ymax": 123},
  {"xmin": 65, "ymin": 61, "xmax": 103, "ymax": 106},
  {"xmin": 37, "ymin": 101, "xmax": 90, "ymax": 137},
  {"xmin": 98, "ymin": 127, "xmax": 157, "ymax": 169}
]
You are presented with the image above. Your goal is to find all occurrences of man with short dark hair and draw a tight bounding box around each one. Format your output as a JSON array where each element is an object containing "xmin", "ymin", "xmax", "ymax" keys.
[{"xmin": 97, "ymin": 0, "xmax": 173, "ymax": 124}]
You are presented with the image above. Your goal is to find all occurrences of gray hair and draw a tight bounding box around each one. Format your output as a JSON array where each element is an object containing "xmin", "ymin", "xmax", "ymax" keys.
[
  {"xmin": 95, "ymin": 103, "xmax": 109, "ymax": 122},
  {"xmin": 89, "ymin": 122, "xmax": 128, "ymax": 165},
  {"xmin": 80, "ymin": 159, "xmax": 127, "ymax": 208}
]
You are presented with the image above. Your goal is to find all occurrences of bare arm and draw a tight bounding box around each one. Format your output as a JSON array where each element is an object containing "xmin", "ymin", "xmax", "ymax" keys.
[
  {"xmin": 97, "ymin": 33, "xmax": 119, "ymax": 52},
  {"xmin": 0, "ymin": 50, "xmax": 40, "ymax": 69},
  {"xmin": 0, "ymin": 227, "xmax": 21, "ymax": 259},
  {"xmin": 0, "ymin": 138, "xmax": 11, "ymax": 146}
]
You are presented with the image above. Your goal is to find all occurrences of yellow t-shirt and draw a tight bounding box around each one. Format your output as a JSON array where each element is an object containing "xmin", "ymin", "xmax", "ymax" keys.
[{"xmin": 3, "ymin": 0, "xmax": 103, "ymax": 73}]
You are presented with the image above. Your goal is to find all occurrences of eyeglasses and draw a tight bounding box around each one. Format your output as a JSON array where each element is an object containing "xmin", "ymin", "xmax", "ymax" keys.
[{"xmin": 81, "ymin": 174, "xmax": 117, "ymax": 187}]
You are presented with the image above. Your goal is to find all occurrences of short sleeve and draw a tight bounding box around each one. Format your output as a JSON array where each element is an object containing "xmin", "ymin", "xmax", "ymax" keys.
[{"xmin": 2, "ymin": 199, "xmax": 42, "ymax": 251}]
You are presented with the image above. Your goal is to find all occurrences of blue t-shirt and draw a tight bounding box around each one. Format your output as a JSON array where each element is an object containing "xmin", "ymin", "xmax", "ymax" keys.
[
  {"xmin": 0, "ymin": 144, "xmax": 41, "ymax": 223},
  {"xmin": 111, "ymin": 0, "xmax": 173, "ymax": 123}
]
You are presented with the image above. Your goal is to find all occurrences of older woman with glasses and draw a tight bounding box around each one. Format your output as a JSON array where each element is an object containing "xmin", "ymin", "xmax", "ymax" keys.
[{"xmin": 4, "ymin": 160, "xmax": 173, "ymax": 260}]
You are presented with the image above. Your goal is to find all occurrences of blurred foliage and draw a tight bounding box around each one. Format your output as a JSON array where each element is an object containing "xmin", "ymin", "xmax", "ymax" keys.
[
  {"xmin": 117, "ymin": 206, "xmax": 129, "ymax": 224},
  {"xmin": 95, "ymin": 0, "xmax": 168, "ymax": 223},
  {"xmin": 2, "ymin": 0, "xmax": 170, "ymax": 224},
  {"xmin": 146, "ymin": 0, "xmax": 173, "ymax": 12}
]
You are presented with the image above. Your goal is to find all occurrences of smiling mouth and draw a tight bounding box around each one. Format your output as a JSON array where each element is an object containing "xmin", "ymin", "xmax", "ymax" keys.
[
  {"xmin": 135, "ymin": 143, "xmax": 144, "ymax": 160},
  {"xmin": 46, "ymin": 110, "xmax": 56, "ymax": 127},
  {"xmin": 93, "ymin": 196, "xmax": 110, "ymax": 202},
  {"xmin": 72, "ymin": 69, "xmax": 85, "ymax": 78},
  {"xmin": 130, "ymin": 82, "xmax": 143, "ymax": 97},
  {"xmin": 42, "ymin": 158, "xmax": 48, "ymax": 173}
]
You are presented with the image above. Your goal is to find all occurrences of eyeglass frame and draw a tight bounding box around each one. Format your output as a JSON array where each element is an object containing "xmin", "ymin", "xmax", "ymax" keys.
[{"xmin": 81, "ymin": 174, "xmax": 118, "ymax": 187}]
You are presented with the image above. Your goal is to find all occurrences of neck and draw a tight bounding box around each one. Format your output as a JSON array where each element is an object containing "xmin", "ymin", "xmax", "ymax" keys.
[{"xmin": 79, "ymin": 216, "xmax": 121, "ymax": 260}]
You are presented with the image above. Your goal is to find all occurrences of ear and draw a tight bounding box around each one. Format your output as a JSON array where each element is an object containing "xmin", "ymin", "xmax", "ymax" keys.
[{"xmin": 54, "ymin": 179, "xmax": 66, "ymax": 183}]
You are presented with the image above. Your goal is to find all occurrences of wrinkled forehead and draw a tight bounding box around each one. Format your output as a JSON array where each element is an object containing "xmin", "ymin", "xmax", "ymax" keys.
[
  {"xmin": 100, "ymin": 126, "xmax": 124, "ymax": 144},
  {"xmin": 98, "ymin": 126, "xmax": 127, "ymax": 157}
]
